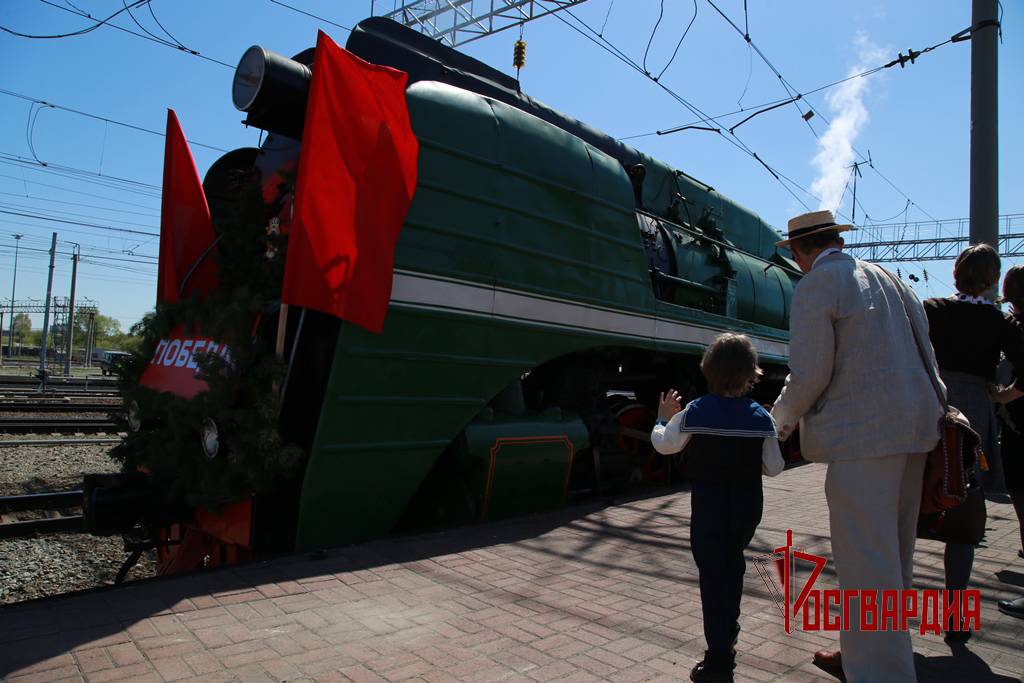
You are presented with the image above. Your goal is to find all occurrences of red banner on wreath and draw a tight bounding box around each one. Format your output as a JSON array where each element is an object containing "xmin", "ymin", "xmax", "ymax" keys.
[{"xmin": 139, "ymin": 326, "xmax": 231, "ymax": 399}]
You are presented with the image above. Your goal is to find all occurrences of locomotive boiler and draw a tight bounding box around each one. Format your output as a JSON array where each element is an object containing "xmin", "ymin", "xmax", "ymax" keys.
[{"xmin": 85, "ymin": 17, "xmax": 801, "ymax": 575}]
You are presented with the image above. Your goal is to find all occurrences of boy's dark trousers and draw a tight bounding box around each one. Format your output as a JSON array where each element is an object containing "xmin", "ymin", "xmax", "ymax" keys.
[{"xmin": 690, "ymin": 480, "xmax": 764, "ymax": 655}]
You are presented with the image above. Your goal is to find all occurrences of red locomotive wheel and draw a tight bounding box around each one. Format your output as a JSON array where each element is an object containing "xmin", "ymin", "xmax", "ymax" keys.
[{"xmin": 612, "ymin": 403, "xmax": 670, "ymax": 484}]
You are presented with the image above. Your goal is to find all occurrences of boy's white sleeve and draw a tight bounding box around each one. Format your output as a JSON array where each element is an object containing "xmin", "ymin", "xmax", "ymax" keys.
[
  {"xmin": 651, "ymin": 409, "xmax": 691, "ymax": 454},
  {"xmin": 762, "ymin": 437, "xmax": 785, "ymax": 476}
]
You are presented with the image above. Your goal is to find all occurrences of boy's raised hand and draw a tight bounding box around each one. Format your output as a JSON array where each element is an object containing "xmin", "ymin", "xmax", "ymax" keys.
[{"xmin": 658, "ymin": 389, "xmax": 682, "ymax": 421}]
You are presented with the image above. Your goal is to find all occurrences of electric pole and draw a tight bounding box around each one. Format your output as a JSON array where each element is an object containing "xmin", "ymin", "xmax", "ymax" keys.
[
  {"xmin": 85, "ymin": 312, "xmax": 95, "ymax": 368},
  {"xmin": 38, "ymin": 232, "xmax": 57, "ymax": 380},
  {"xmin": 969, "ymin": 0, "xmax": 999, "ymax": 248},
  {"xmin": 7, "ymin": 233, "xmax": 22, "ymax": 361},
  {"xmin": 63, "ymin": 244, "xmax": 79, "ymax": 376}
]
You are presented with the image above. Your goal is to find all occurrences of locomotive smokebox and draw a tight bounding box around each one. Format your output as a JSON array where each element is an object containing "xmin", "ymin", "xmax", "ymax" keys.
[{"xmin": 232, "ymin": 45, "xmax": 311, "ymax": 139}]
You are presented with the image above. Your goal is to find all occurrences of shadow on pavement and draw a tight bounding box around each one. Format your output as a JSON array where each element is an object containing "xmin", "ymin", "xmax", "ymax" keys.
[
  {"xmin": 995, "ymin": 569, "xmax": 1024, "ymax": 588},
  {"xmin": 916, "ymin": 644, "xmax": 1023, "ymax": 682}
]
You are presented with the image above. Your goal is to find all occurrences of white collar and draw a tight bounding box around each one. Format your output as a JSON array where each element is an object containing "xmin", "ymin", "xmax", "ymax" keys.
[
  {"xmin": 812, "ymin": 247, "xmax": 842, "ymax": 269},
  {"xmin": 952, "ymin": 293, "xmax": 995, "ymax": 305}
]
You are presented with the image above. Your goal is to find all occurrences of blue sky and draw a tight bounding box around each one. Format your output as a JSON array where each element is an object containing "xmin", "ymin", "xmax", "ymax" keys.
[{"xmin": 0, "ymin": 0, "xmax": 1021, "ymax": 330}]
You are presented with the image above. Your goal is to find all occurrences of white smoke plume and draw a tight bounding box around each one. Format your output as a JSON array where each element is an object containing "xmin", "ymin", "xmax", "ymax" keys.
[{"xmin": 810, "ymin": 34, "xmax": 888, "ymax": 214}]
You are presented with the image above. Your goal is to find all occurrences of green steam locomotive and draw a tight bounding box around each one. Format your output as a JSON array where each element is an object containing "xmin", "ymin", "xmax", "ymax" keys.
[{"xmin": 85, "ymin": 17, "xmax": 799, "ymax": 574}]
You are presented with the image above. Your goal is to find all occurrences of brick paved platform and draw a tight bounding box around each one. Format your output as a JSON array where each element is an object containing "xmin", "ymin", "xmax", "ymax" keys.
[{"xmin": 2, "ymin": 464, "xmax": 1022, "ymax": 682}]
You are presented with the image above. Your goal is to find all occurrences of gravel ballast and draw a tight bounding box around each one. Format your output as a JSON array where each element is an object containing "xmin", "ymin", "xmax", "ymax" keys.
[{"xmin": 0, "ymin": 435, "xmax": 156, "ymax": 604}]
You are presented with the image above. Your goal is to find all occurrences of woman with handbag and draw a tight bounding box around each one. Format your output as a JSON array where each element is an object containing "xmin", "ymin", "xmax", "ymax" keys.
[
  {"xmin": 989, "ymin": 265, "xmax": 1024, "ymax": 620},
  {"xmin": 923, "ymin": 244, "xmax": 1024, "ymax": 640}
]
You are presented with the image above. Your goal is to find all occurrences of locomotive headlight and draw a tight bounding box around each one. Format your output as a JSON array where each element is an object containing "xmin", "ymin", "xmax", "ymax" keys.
[
  {"xmin": 200, "ymin": 418, "xmax": 220, "ymax": 459},
  {"xmin": 232, "ymin": 45, "xmax": 267, "ymax": 112},
  {"xmin": 127, "ymin": 400, "xmax": 141, "ymax": 433},
  {"xmin": 232, "ymin": 45, "xmax": 311, "ymax": 139}
]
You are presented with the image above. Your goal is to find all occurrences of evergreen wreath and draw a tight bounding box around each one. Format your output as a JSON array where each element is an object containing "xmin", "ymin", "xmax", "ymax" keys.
[{"xmin": 112, "ymin": 182, "xmax": 304, "ymax": 510}]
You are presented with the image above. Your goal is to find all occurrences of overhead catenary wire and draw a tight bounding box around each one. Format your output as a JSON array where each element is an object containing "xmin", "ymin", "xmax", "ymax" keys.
[
  {"xmin": 146, "ymin": 0, "xmax": 188, "ymax": 48},
  {"xmin": 0, "ymin": 200, "xmax": 159, "ymax": 230},
  {"xmin": 33, "ymin": 0, "xmax": 235, "ymax": 69},
  {"xmin": 554, "ymin": 9, "xmax": 823, "ymax": 215},
  {"xmin": 620, "ymin": 1, "xmax": 948, "ymax": 238},
  {"xmin": 622, "ymin": 18, "xmax": 965, "ymax": 154},
  {"xmin": 0, "ymin": 218, "xmax": 158, "ymax": 253},
  {"xmin": 268, "ymin": 0, "xmax": 352, "ymax": 31},
  {"xmin": 701, "ymin": 0, "xmax": 953, "ymax": 223},
  {"xmin": 0, "ymin": 159, "xmax": 163, "ymax": 202},
  {"xmin": 641, "ymin": 0, "xmax": 666, "ymax": 76},
  {"xmin": 0, "ymin": 173, "xmax": 158, "ymax": 210},
  {"xmin": 0, "ymin": 87, "xmax": 228, "ymax": 152},
  {"xmin": 0, "ymin": 152, "xmax": 162, "ymax": 193},
  {"xmin": 0, "ymin": 191, "xmax": 159, "ymax": 218},
  {"xmin": 736, "ymin": 40, "xmax": 754, "ymax": 109},
  {"xmin": 122, "ymin": 0, "xmax": 181, "ymax": 49},
  {"xmin": 0, "ymin": 208, "xmax": 159, "ymax": 237},
  {"xmin": 704, "ymin": 0, "xmax": 816, "ymax": 136},
  {"xmin": 598, "ymin": 0, "xmax": 614, "ymax": 36},
  {"xmin": 0, "ymin": 241, "xmax": 156, "ymax": 264},
  {"xmin": 1, "ymin": 0, "xmax": 149, "ymax": 39},
  {"xmin": 655, "ymin": 0, "xmax": 698, "ymax": 82},
  {"xmin": 617, "ymin": 97, "xmax": 793, "ymax": 140}
]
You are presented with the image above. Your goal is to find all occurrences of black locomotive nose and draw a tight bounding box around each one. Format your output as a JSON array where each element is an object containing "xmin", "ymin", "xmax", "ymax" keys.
[{"xmin": 233, "ymin": 45, "xmax": 312, "ymax": 140}]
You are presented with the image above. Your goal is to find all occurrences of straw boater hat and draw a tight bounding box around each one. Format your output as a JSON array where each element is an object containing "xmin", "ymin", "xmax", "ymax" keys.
[{"xmin": 775, "ymin": 209, "xmax": 853, "ymax": 247}]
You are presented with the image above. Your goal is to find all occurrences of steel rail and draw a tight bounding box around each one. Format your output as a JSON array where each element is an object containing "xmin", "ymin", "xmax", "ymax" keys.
[
  {"xmin": 0, "ymin": 515, "xmax": 84, "ymax": 538},
  {"xmin": 0, "ymin": 489, "xmax": 85, "ymax": 539},
  {"xmin": 0, "ymin": 377, "xmax": 119, "ymax": 387},
  {"xmin": 0, "ymin": 489, "xmax": 82, "ymax": 512},
  {"xmin": 0, "ymin": 401, "xmax": 123, "ymax": 413},
  {"xmin": 0, "ymin": 418, "xmax": 121, "ymax": 433},
  {"xmin": 0, "ymin": 437, "xmax": 122, "ymax": 447},
  {"xmin": 0, "ymin": 389, "xmax": 121, "ymax": 397}
]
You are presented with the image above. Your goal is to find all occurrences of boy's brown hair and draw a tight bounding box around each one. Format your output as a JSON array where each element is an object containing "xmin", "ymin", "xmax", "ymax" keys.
[
  {"xmin": 953, "ymin": 243, "xmax": 1000, "ymax": 296},
  {"xmin": 700, "ymin": 333, "xmax": 763, "ymax": 396}
]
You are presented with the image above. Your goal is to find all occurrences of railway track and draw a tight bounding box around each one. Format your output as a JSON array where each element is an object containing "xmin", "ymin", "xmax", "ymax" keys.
[
  {"xmin": 0, "ymin": 418, "xmax": 122, "ymax": 434},
  {"xmin": 0, "ymin": 490, "xmax": 83, "ymax": 539},
  {"xmin": 0, "ymin": 389, "xmax": 120, "ymax": 401},
  {"xmin": 0, "ymin": 438, "xmax": 122, "ymax": 447},
  {"xmin": 0, "ymin": 378, "xmax": 118, "ymax": 389},
  {"xmin": 0, "ymin": 401, "xmax": 123, "ymax": 413}
]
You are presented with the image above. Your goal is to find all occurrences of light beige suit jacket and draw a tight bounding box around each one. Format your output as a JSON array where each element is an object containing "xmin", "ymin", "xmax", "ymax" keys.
[{"xmin": 771, "ymin": 251, "xmax": 944, "ymax": 462}]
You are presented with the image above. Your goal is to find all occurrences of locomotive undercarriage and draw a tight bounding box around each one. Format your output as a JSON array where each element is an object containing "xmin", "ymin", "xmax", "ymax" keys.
[
  {"xmin": 394, "ymin": 346, "xmax": 789, "ymax": 536},
  {"xmin": 85, "ymin": 339, "xmax": 789, "ymax": 578}
]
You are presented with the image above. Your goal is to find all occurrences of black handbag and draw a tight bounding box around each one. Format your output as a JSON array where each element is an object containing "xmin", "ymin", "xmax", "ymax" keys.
[
  {"xmin": 916, "ymin": 484, "xmax": 986, "ymax": 545},
  {"xmin": 880, "ymin": 267, "xmax": 987, "ymax": 545}
]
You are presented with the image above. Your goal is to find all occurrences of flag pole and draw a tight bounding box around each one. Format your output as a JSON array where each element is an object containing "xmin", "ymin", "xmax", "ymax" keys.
[{"xmin": 275, "ymin": 303, "xmax": 289, "ymax": 358}]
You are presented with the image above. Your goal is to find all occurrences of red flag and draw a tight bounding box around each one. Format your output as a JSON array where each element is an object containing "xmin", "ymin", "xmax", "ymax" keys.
[
  {"xmin": 282, "ymin": 31, "xmax": 418, "ymax": 333},
  {"xmin": 157, "ymin": 110, "xmax": 218, "ymax": 304}
]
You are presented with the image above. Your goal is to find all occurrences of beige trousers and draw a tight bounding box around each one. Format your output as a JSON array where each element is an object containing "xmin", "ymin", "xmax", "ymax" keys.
[{"xmin": 824, "ymin": 452, "xmax": 927, "ymax": 683}]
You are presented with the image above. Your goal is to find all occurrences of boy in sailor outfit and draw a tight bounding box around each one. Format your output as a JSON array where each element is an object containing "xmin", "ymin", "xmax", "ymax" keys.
[{"xmin": 652, "ymin": 333, "xmax": 784, "ymax": 683}]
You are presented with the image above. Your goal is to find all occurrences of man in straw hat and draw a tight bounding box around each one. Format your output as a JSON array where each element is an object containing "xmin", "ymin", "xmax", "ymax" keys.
[{"xmin": 771, "ymin": 210, "xmax": 944, "ymax": 682}]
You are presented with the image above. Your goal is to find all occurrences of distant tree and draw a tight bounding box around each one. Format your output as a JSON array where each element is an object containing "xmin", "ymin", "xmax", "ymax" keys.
[
  {"xmin": 73, "ymin": 312, "xmax": 122, "ymax": 345},
  {"xmin": 129, "ymin": 311, "xmax": 155, "ymax": 338},
  {"xmin": 95, "ymin": 312, "xmax": 151, "ymax": 352},
  {"xmin": 12, "ymin": 313, "xmax": 31, "ymax": 341},
  {"xmin": 94, "ymin": 314, "xmax": 122, "ymax": 341}
]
